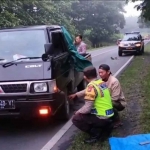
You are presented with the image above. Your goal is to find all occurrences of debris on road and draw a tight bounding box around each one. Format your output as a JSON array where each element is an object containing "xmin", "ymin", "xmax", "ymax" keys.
[{"xmin": 110, "ymin": 57, "xmax": 118, "ymax": 60}]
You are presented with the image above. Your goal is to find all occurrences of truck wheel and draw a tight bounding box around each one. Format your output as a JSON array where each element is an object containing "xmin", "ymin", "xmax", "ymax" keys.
[
  {"xmin": 77, "ymin": 79, "xmax": 87, "ymax": 91},
  {"xmin": 142, "ymin": 46, "xmax": 145, "ymax": 53},
  {"xmin": 56, "ymin": 90, "xmax": 70, "ymax": 121},
  {"xmin": 118, "ymin": 50, "xmax": 122, "ymax": 56},
  {"xmin": 139, "ymin": 49, "xmax": 143, "ymax": 55}
]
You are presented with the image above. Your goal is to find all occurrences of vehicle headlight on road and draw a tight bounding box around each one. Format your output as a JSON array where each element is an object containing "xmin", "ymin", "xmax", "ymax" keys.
[
  {"xmin": 135, "ymin": 43, "xmax": 141, "ymax": 47},
  {"xmin": 34, "ymin": 83, "xmax": 48, "ymax": 93}
]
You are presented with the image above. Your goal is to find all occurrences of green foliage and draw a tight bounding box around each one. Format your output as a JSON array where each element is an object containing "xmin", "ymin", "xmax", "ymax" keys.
[
  {"xmin": 127, "ymin": 0, "xmax": 150, "ymax": 28},
  {"xmin": 70, "ymin": 1, "xmax": 125, "ymax": 46},
  {"xmin": 0, "ymin": 0, "xmax": 77, "ymax": 35},
  {"xmin": 0, "ymin": 0, "xmax": 125, "ymax": 47}
]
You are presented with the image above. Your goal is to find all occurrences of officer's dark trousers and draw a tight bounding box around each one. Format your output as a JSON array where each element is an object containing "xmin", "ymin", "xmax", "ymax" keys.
[
  {"xmin": 113, "ymin": 101, "xmax": 125, "ymax": 121},
  {"xmin": 72, "ymin": 113, "xmax": 110, "ymax": 134}
]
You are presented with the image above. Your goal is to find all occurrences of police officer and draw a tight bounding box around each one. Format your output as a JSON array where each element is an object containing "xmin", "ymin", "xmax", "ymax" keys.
[{"xmin": 72, "ymin": 66, "xmax": 114, "ymax": 143}]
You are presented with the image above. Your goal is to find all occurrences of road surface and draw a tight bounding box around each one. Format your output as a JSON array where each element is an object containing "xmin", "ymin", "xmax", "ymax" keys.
[{"xmin": 0, "ymin": 43, "xmax": 148, "ymax": 150}]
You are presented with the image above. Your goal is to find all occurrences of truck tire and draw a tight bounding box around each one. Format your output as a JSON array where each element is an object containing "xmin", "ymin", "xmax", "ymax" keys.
[
  {"xmin": 77, "ymin": 79, "xmax": 87, "ymax": 91},
  {"xmin": 138, "ymin": 49, "xmax": 143, "ymax": 55},
  {"xmin": 118, "ymin": 50, "xmax": 122, "ymax": 56},
  {"xmin": 142, "ymin": 46, "xmax": 145, "ymax": 53},
  {"xmin": 56, "ymin": 90, "xmax": 70, "ymax": 121}
]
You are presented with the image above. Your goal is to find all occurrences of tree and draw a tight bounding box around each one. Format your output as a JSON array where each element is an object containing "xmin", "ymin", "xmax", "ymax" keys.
[
  {"xmin": 0, "ymin": 0, "xmax": 126, "ymax": 47},
  {"xmin": 69, "ymin": 1, "xmax": 125, "ymax": 46},
  {"xmin": 0, "ymin": 0, "xmax": 77, "ymax": 35},
  {"xmin": 127, "ymin": 0, "xmax": 150, "ymax": 27}
]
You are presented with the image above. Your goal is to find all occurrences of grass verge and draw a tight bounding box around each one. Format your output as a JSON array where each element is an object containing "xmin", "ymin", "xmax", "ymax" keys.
[{"xmin": 69, "ymin": 42, "xmax": 150, "ymax": 150}]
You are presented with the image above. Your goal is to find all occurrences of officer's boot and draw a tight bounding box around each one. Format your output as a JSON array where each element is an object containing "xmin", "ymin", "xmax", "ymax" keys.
[{"xmin": 84, "ymin": 128, "xmax": 100, "ymax": 144}]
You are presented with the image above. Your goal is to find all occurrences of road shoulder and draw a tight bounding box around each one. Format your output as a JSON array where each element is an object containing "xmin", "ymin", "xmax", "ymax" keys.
[
  {"xmin": 67, "ymin": 42, "xmax": 150, "ymax": 150},
  {"xmin": 48, "ymin": 54, "xmax": 135, "ymax": 150}
]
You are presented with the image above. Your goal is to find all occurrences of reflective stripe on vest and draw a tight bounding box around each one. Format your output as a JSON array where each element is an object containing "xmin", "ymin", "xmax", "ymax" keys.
[{"xmin": 89, "ymin": 80, "xmax": 114, "ymax": 117}]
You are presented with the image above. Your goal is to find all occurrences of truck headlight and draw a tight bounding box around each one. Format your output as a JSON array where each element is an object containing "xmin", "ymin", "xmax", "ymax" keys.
[{"xmin": 34, "ymin": 83, "xmax": 48, "ymax": 93}]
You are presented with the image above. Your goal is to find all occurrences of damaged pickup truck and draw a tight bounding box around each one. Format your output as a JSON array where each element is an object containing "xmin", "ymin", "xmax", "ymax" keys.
[{"xmin": 0, "ymin": 25, "xmax": 92, "ymax": 120}]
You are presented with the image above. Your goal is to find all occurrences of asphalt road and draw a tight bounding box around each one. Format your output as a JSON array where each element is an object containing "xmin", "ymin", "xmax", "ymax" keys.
[{"xmin": 0, "ymin": 44, "xmax": 146, "ymax": 150}]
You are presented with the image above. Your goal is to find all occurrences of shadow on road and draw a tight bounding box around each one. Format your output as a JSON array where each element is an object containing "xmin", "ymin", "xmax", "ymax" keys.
[
  {"xmin": 123, "ymin": 53, "xmax": 134, "ymax": 57},
  {"xmin": 0, "ymin": 117, "xmax": 62, "ymax": 132},
  {"xmin": 0, "ymin": 102, "xmax": 83, "ymax": 133}
]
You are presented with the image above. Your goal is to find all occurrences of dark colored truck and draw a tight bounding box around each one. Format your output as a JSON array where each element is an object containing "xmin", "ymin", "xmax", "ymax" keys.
[{"xmin": 0, "ymin": 25, "xmax": 92, "ymax": 120}]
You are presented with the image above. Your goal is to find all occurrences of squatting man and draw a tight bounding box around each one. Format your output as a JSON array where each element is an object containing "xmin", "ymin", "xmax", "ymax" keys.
[
  {"xmin": 71, "ymin": 66, "xmax": 115, "ymax": 143},
  {"xmin": 69, "ymin": 64, "xmax": 127, "ymax": 129}
]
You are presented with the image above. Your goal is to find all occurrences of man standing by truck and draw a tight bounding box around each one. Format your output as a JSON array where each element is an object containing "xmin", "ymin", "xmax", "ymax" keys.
[
  {"xmin": 74, "ymin": 34, "xmax": 87, "ymax": 56},
  {"xmin": 72, "ymin": 66, "xmax": 114, "ymax": 143}
]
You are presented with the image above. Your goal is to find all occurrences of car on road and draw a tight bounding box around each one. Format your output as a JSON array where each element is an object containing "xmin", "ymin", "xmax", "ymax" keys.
[
  {"xmin": 118, "ymin": 32, "xmax": 144, "ymax": 56},
  {"xmin": 0, "ymin": 25, "xmax": 92, "ymax": 121}
]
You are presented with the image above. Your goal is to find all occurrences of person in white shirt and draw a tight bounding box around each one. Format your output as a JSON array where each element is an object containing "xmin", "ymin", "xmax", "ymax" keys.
[{"xmin": 74, "ymin": 35, "xmax": 87, "ymax": 55}]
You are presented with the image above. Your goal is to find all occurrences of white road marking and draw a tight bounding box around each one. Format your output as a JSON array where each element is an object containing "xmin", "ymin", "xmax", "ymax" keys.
[
  {"xmin": 41, "ymin": 119, "xmax": 73, "ymax": 150},
  {"xmin": 41, "ymin": 55, "xmax": 134, "ymax": 150},
  {"xmin": 92, "ymin": 49, "xmax": 116, "ymax": 57},
  {"xmin": 114, "ymin": 56, "xmax": 134, "ymax": 77}
]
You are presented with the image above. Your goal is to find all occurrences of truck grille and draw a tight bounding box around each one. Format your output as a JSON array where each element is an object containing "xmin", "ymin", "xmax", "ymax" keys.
[
  {"xmin": 1, "ymin": 84, "xmax": 27, "ymax": 93},
  {"xmin": 129, "ymin": 43, "xmax": 135, "ymax": 46}
]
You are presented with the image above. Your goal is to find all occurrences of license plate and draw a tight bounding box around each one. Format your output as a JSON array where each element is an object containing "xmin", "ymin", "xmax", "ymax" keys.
[
  {"xmin": 0, "ymin": 100, "xmax": 15, "ymax": 109},
  {"xmin": 127, "ymin": 47, "xmax": 132, "ymax": 49}
]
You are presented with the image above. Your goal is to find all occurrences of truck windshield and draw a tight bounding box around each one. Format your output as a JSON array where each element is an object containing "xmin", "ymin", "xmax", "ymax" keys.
[
  {"xmin": 0, "ymin": 30, "xmax": 46, "ymax": 62},
  {"xmin": 122, "ymin": 34, "xmax": 140, "ymax": 41}
]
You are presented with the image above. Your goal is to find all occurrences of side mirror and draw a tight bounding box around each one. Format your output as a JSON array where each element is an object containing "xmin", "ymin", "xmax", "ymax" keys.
[
  {"xmin": 44, "ymin": 43, "xmax": 54, "ymax": 54},
  {"xmin": 42, "ymin": 53, "xmax": 48, "ymax": 62},
  {"xmin": 142, "ymin": 38, "xmax": 144, "ymax": 41},
  {"xmin": 42, "ymin": 43, "xmax": 54, "ymax": 62}
]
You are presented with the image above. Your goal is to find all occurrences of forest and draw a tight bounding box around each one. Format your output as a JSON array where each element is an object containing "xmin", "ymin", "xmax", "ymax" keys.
[{"xmin": 0, "ymin": 0, "xmax": 126, "ymax": 48}]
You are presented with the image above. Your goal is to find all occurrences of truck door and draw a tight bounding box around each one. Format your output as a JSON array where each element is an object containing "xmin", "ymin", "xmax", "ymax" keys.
[{"xmin": 50, "ymin": 31, "xmax": 72, "ymax": 91}]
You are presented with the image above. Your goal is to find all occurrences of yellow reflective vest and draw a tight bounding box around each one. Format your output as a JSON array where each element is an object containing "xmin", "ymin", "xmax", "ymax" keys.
[{"xmin": 89, "ymin": 79, "xmax": 114, "ymax": 117}]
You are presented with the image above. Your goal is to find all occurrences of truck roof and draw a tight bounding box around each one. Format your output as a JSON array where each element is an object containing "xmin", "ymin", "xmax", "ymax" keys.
[
  {"xmin": 0, "ymin": 25, "xmax": 61, "ymax": 32},
  {"xmin": 125, "ymin": 32, "xmax": 141, "ymax": 35}
]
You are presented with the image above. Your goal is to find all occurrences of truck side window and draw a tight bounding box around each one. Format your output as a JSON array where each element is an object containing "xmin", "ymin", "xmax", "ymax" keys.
[{"xmin": 51, "ymin": 32, "xmax": 66, "ymax": 55}]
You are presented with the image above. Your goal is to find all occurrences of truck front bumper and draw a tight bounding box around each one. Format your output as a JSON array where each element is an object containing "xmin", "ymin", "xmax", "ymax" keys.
[
  {"xmin": 119, "ymin": 46, "xmax": 141, "ymax": 53},
  {"xmin": 0, "ymin": 92, "xmax": 65, "ymax": 118}
]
